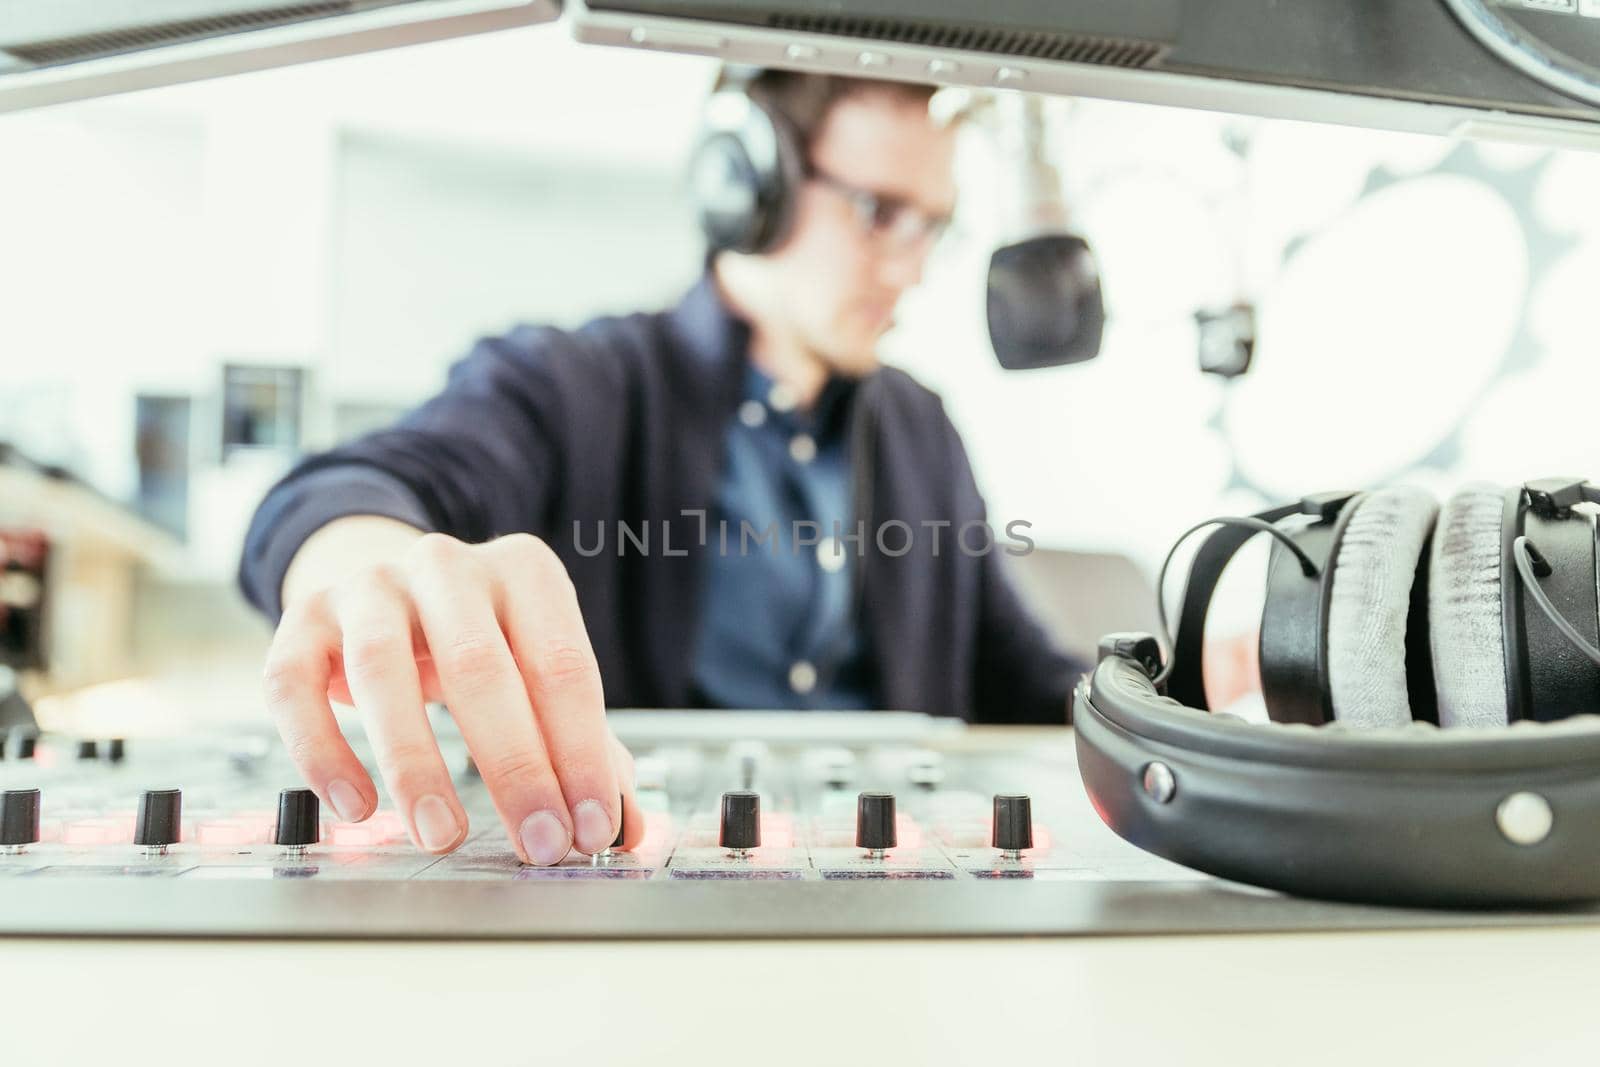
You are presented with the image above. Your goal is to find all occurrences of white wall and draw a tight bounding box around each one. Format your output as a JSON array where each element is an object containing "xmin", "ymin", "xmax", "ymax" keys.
[{"xmin": 327, "ymin": 129, "xmax": 701, "ymax": 404}]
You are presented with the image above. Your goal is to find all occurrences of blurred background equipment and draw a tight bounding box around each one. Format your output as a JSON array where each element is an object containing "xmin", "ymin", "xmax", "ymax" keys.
[
  {"xmin": 0, "ymin": 525, "xmax": 49, "ymax": 731},
  {"xmin": 0, "ymin": 446, "xmax": 183, "ymax": 708},
  {"xmin": 1194, "ymin": 302, "xmax": 1255, "ymax": 380},
  {"xmin": 220, "ymin": 364, "xmax": 306, "ymax": 457},
  {"xmin": 0, "ymin": 527, "xmax": 49, "ymax": 675}
]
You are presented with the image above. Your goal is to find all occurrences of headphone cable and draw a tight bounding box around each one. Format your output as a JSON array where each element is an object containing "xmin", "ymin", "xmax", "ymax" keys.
[
  {"xmin": 1511, "ymin": 535, "xmax": 1600, "ymax": 670},
  {"xmin": 1153, "ymin": 514, "xmax": 1319, "ymax": 687}
]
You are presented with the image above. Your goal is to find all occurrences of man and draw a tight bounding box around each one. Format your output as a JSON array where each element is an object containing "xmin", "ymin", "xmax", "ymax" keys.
[{"xmin": 239, "ymin": 70, "xmax": 1085, "ymax": 868}]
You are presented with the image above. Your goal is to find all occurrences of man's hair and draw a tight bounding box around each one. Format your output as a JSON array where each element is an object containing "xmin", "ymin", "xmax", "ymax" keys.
[{"xmin": 713, "ymin": 67, "xmax": 937, "ymax": 155}]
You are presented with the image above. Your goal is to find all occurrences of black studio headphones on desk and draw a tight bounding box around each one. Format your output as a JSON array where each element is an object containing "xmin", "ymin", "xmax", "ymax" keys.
[{"xmin": 1076, "ymin": 478, "xmax": 1600, "ymax": 908}]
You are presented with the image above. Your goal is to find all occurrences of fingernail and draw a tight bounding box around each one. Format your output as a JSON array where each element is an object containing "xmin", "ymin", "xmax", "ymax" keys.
[
  {"xmin": 413, "ymin": 794, "xmax": 461, "ymax": 852},
  {"xmin": 572, "ymin": 799, "xmax": 615, "ymax": 855},
  {"xmin": 328, "ymin": 779, "xmax": 365, "ymax": 823},
  {"xmin": 519, "ymin": 809, "xmax": 571, "ymax": 866}
]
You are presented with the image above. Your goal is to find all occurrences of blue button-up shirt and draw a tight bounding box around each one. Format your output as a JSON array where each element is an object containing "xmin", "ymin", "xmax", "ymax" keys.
[{"xmin": 690, "ymin": 362, "xmax": 875, "ymax": 710}]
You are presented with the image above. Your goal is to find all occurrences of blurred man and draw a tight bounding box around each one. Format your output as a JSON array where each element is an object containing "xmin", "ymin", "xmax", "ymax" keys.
[{"xmin": 239, "ymin": 70, "xmax": 1085, "ymax": 867}]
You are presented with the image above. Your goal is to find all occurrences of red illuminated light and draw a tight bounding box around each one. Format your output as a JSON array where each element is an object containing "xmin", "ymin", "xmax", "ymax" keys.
[
  {"xmin": 321, "ymin": 809, "xmax": 409, "ymax": 847},
  {"xmin": 640, "ymin": 811, "xmax": 674, "ymax": 847},
  {"xmin": 758, "ymin": 814, "xmax": 795, "ymax": 849},
  {"xmin": 194, "ymin": 815, "xmax": 271, "ymax": 846},
  {"xmin": 62, "ymin": 817, "xmax": 131, "ymax": 846}
]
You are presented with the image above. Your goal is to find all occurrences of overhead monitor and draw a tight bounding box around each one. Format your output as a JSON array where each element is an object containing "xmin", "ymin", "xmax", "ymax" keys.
[
  {"xmin": 569, "ymin": 0, "xmax": 1600, "ymax": 148},
  {"xmin": 0, "ymin": 0, "xmax": 559, "ymax": 114}
]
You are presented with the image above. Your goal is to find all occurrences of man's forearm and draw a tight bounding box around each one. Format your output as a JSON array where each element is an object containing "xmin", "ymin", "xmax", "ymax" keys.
[{"xmin": 238, "ymin": 465, "xmax": 437, "ymax": 620}]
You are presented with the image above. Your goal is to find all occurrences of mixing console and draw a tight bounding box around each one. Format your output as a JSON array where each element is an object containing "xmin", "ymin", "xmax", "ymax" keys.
[{"xmin": 0, "ymin": 710, "xmax": 1589, "ymax": 939}]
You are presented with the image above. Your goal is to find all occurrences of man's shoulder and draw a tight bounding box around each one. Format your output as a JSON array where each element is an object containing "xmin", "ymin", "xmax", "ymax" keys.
[
  {"xmin": 874, "ymin": 364, "xmax": 943, "ymax": 406},
  {"xmin": 871, "ymin": 365, "xmax": 958, "ymax": 437},
  {"xmin": 494, "ymin": 304, "xmax": 676, "ymax": 367},
  {"xmin": 452, "ymin": 304, "xmax": 685, "ymax": 396}
]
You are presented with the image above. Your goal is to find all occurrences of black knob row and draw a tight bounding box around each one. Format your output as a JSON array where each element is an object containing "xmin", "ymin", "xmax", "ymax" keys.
[
  {"xmin": 4, "ymin": 784, "xmax": 1036, "ymax": 858},
  {"xmin": 276, "ymin": 788, "xmax": 320, "ymax": 847},
  {"xmin": 720, "ymin": 790, "xmax": 760, "ymax": 851},
  {"xmin": 135, "ymin": 789, "xmax": 182, "ymax": 848},
  {"xmin": 850, "ymin": 791, "xmax": 1033, "ymax": 855},
  {"xmin": 993, "ymin": 794, "xmax": 1033, "ymax": 852},
  {"xmin": 1, "ymin": 789, "xmax": 40, "ymax": 848},
  {"xmin": 856, "ymin": 792, "xmax": 897, "ymax": 851},
  {"xmin": 0, "ymin": 787, "xmax": 327, "ymax": 851}
]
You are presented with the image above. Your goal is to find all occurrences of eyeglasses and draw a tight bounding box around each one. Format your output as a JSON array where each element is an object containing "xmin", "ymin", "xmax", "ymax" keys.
[{"xmin": 805, "ymin": 164, "xmax": 954, "ymax": 251}]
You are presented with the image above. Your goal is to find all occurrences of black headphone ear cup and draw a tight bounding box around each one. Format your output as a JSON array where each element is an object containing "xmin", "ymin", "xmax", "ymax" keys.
[
  {"xmin": 1325, "ymin": 487, "xmax": 1438, "ymax": 728},
  {"xmin": 690, "ymin": 90, "xmax": 805, "ymax": 255},
  {"xmin": 1428, "ymin": 484, "xmax": 1512, "ymax": 728}
]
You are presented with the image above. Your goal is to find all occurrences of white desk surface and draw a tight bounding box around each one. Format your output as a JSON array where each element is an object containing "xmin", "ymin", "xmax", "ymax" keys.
[{"xmin": 3, "ymin": 926, "xmax": 1598, "ymax": 1066}]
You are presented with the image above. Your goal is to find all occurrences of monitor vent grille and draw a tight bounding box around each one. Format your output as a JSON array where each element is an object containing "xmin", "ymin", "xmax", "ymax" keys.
[
  {"xmin": 767, "ymin": 14, "xmax": 1166, "ymax": 68},
  {"xmin": 10, "ymin": 3, "xmax": 357, "ymax": 68}
]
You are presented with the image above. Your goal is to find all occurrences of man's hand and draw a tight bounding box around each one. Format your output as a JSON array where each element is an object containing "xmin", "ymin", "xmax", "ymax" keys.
[{"xmin": 262, "ymin": 517, "xmax": 640, "ymax": 865}]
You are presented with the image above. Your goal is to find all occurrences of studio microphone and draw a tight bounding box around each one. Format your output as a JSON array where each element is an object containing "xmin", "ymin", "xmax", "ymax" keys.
[{"xmin": 982, "ymin": 94, "xmax": 1105, "ymax": 370}]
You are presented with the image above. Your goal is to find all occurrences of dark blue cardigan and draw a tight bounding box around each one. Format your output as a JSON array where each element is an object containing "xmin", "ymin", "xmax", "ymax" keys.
[{"xmin": 239, "ymin": 279, "xmax": 1083, "ymax": 724}]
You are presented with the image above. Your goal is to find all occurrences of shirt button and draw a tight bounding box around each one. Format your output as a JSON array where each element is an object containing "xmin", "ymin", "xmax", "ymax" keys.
[
  {"xmin": 789, "ymin": 433, "xmax": 817, "ymax": 464},
  {"xmin": 737, "ymin": 400, "xmax": 767, "ymax": 428},
  {"xmin": 818, "ymin": 537, "xmax": 846, "ymax": 574},
  {"xmin": 768, "ymin": 382, "xmax": 799, "ymax": 413},
  {"xmin": 789, "ymin": 660, "xmax": 818, "ymax": 695}
]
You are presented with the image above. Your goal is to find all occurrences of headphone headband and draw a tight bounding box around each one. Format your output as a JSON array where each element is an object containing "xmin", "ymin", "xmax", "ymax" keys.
[
  {"xmin": 1087, "ymin": 478, "xmax": 1600, "ymax": 905},
  {"xmin": 1078, "ymin": 642, "xmax": 1600, "ymax": 906}
]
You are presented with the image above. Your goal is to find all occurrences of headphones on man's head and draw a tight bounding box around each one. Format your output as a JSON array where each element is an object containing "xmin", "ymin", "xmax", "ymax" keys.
[
  {"xmin": 690, "ymin": 70, "xmax": 806, "ymax": 256},
  {"xmin": 1077, "ymin": 478, "xmax": 1600, "ymax": 907}
]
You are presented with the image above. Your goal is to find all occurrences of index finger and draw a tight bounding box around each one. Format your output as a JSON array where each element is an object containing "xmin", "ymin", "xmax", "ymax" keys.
[
  {"xmin": 407, "ymin": 535, "xmax": 574, "ymax": 866},
  {"xmin": 488, "ymin": 535, "xmax": 621, "ymax": 856}
]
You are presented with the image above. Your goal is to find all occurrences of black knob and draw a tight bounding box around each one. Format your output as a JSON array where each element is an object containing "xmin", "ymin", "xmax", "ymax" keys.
[
  {"xmin": 719, "ymin": 791, "xmax": 761, "ymax": 851},
  {"xmin": 13, "ymin": 730, "xmax": 36, "ymax": 760},
  {"xmin": 1, "ymin": 789, "xmax": 40, "ymax": 848},
  {"xmin": 992, "ymin": 794, "xmax": 1034, "ymax": 853},
  {"xmin": 76, "ymin": 739, "xmax": 98, "ymax": 760},
  {"xmin": 275, "ymin": 788, "xmax": 320, "ymax": 847},
  {"xmin": 107, "ymin": 738, "xmax": 126, "ymax": 764},
  {"xmin": 856, "ymin": 792, "xmax": 897, "ymax": 851},
  {"xmin": 134, "ymin": 789, "xmax": 182, "ymax": 848}
]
